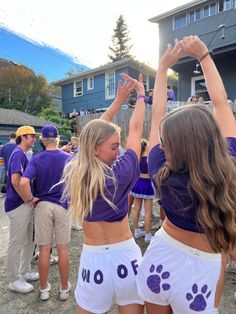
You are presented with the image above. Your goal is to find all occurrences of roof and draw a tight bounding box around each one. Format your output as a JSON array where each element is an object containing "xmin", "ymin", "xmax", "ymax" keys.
[
  {"xmin": 0, "ymin": 108, "xmax": 56, "ymax": 127},
  {"xmin": 53, "ymin": 58, "xmax": 156, "ymax": 86},
  {"xmin": 149, "ymin": 0, "xmax": 208, "ymax": 23}
]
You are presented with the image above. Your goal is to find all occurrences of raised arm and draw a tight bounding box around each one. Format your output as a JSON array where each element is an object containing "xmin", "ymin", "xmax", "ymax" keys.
[
  {"xmin": 100, "ymin": 77, "xmax": 135, "ymax": 122},
  {"xmin": 149, "ymin": 40, "xmax": 182, "ymax": 151},
  {"xmin": 181, "ymin": 35, "xmax": 236, "ymax": 137},
  {"xmin": 120, "ymin": 73, "xmax": 145, "ymax": 159}
]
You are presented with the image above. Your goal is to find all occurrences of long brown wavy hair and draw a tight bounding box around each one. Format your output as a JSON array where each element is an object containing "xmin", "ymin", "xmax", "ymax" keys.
[{"xmin": 156, "ymin": 105, "xmax": 236, "ymax": 253}]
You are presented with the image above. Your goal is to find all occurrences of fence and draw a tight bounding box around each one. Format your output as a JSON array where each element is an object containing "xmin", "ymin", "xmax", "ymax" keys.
[{"xmin": 76, "ymin": 101, "xmax": 236, "ymax": 143}]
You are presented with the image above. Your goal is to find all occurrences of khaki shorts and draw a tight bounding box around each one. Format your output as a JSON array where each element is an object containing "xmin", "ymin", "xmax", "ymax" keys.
[{"xmin": 35, "ymin": 201, "xmax": 70, "ymax": 245}]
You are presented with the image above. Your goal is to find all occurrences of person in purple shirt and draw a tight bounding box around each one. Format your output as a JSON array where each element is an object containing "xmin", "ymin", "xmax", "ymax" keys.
[
  {"xmin": 19, "ymin": 125, "xmax": 71, "ymax": 301},
  {"xmin": 167, "ymin": 85, "xmax": 176, "ymax": 101},
  {"xmin": 60, "ymin": 73, "xmax": 146, "ymax": 314},
  {"xmin": 5, "ymin": 125, "xmax": 39, "ymax": 294},
  {"xmin": 0, "ymin": 133, "xmax": 17, "ymax": 172},
  {"xmin": 136, "ymin": 36, "xmax": 236, "ymax": 314}
]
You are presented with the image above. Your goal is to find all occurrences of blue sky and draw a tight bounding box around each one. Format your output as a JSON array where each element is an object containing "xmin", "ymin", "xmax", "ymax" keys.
[{"xmin": 0, "ymin": 27, "xmax": 89, "ymax": 83}]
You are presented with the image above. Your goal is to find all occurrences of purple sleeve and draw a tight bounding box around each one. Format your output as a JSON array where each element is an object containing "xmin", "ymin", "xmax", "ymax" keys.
[
  {"xmin": 22, "ymin": 158, "xmax": 36, "ymax": 180},
  {"xmin": 10, "ymin": 152, "xmax": 27, "ymax": 175},
  {"xmin": 112, "ymin": 148, "xmax": 140, "ymax": 188},
  {"xmin": 227, "ymin": 137, "xmax": 236, "ymax": 158},
  {"xmin": 148, "ymin": 144, "xmax": 166, "ymax": 179}
]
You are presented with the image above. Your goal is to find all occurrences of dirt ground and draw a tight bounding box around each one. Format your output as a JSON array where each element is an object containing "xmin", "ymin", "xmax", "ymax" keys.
[{"xmin": 0, "ymin": 196, "xmax": 235, "ymax": 314}]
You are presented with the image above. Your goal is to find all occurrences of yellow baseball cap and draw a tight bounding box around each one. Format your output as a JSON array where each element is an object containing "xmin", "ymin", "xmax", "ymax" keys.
[{"xmin": 16, "ymin": 126, "xmax": 36, "ymax": 137}]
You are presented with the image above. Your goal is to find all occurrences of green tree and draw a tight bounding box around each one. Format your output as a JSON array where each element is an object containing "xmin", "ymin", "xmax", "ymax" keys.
[
  {"xmin": 38, "ymin": 105, "xmax": 71, "ymax": 139},
  {"xmin": 0, "ymin": 65, "xmax": 51, "ymax": 114},
  {"xmin": 108, "ymin": 15, "xmax": 133, "ymax": 62}
]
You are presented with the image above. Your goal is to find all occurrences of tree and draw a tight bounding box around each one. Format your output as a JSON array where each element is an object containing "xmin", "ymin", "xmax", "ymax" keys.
[
  {"xmin": 108, "ymin": 15, "xmax": 133, "ymax": 62},
  {"xmin": 38, "ymin": 105, "xmax": 71, "ymax": 139},
  {"xmin": 0, "ymin": 65, "xmax": 51, "ymax": 114}
]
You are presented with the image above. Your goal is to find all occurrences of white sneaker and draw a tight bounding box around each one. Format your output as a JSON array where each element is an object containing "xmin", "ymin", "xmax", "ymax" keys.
[
  {"xmin": 144, "ymin": 233, "xmax": 153, "ymax": 244},
  {"xmin": 40, "ymin": 282, "xmax": 51, "ymax": 301},
  {"xmin": 134, "ymin": 229, "xmax": 145, "ymax": 239},
  {"xmin": 138, "ymin": 220, "xmax": 144, "ymax": 228},
  {"xmin": 71, "ymin": 223, "xmax": 83, "ymax": 231},
  {"xmin": 50, "ymin": 255, "xmax": 58, "ymax": 265},
  {"xmin": 60, "ymin": 282, "xmax": 71, "ymax": 301},
  {"xmin": 151, "ymin": 220, "xmax": 163, "ymax": 230},
  {"xmin": 22, "ymin": 271, "xmax": 39, "ymax": 282},
  {"xmin": 9, "ymin": 278, "xmax": 34, "ymax": 293},
  {"xmin": 225, "ymin": 261, "xmax": 236, "ymax": 273}
]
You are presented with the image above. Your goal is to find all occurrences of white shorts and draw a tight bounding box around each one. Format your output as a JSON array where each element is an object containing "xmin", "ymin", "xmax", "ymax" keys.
[
  {"xmin": 75, "ymin": 238, "xmax": 144, "ymax": 313},
  {"xmin": 136, "ymin": 228, "xmax": 221, "ymax": 314}
]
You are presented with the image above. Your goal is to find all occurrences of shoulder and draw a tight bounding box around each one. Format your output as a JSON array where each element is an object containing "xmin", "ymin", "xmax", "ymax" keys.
[
  {"xmin": 226, "ymin": 137, "xmax": 236, "ymax": 157},
  {"xmin": 148, "ymin": 144, "xmax": 166, "ymax": 177}
]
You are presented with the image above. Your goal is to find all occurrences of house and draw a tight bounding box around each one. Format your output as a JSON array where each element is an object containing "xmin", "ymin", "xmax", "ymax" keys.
[
  {"xmin": 0, "ymin": 108, "xmax": 57, "ymax": 151},
  {"xmin": 54, "ymin": 58, "xmax": 158, "ymax": 115},
  {"xmin": 150, "ymin": 0, "xmax": 236, "ymax": 101}
]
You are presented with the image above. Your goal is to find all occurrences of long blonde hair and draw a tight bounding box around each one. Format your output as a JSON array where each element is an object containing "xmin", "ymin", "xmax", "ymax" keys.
[
  {"xmin": 61, "ymin": 119, "xmax": 120, "ymax": 223},
  {"xmin": 156, "ymin": 105, "xmax": 236, "ymax": 253}
]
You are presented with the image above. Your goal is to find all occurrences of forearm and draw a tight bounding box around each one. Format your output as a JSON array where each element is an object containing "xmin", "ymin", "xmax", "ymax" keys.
[
  {"xmin": 100, "ymin": 99, "xmax": 122, "ymax": 122},
  {"xmin": 18, "ymin": 183, "xmax": 33, "ymax": 203},
  {"xmin": 200, "ymin": 54, "xmax": 227, "ymax": 107},
  {"xmin": 129, "ymin": 95, "xmax": 145, "ymax": 136}
]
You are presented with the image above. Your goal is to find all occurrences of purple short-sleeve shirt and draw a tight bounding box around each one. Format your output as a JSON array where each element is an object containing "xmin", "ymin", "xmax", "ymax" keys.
[
  {"xmin": 85, "ymin": 148, "xmax": 140, "ymax": 222},
  {"xmin": 5, "ymin": 147, "xmax": 29, "ymax": 212},
  {"xmin": 22, "ymin": 150, "xmax": 70, "ymax": 209},
  {"xmin": 148, "ymin": 137, "xmax": 236, "ymax": 233}
]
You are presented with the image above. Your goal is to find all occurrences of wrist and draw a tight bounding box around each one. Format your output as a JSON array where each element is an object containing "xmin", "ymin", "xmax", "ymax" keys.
[
  {"xmin": 198, "ymin": 50, "xmax": 212, "ymax": 63},
  {"xmin": 137, "ymin": 95, "xmax": 146, "ymax": 100},
  {"xmin": 26, "ymin": 196, "xmax": 34, "ymax": 204}
]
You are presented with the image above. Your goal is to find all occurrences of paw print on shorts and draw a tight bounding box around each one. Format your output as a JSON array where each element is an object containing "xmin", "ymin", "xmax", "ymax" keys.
[
  {"xmin": 146, "ymin": 264, "xmax": 170, "ymax": 294},
  {"xmin": 186, "ymin": 284, "xmax": 211, "ymax": 312}
]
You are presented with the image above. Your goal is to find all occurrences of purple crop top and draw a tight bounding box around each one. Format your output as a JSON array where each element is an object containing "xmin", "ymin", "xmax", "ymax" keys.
[
  {"xmin": 148, "ymin": 137, "xmax": 236, "ymax": 233},
  {"xmin": 140, "ymin": 156, "xmax": 148, "ymax": 174},
  {"xmin": 85, "ymin": 149, "xmax": 139, "ymax": 222}
]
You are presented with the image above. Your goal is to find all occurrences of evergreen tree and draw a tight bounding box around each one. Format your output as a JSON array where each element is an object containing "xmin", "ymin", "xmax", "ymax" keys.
[{"xmin": 108, "ymin": 15, "xmax": 133, "ymax": 62}]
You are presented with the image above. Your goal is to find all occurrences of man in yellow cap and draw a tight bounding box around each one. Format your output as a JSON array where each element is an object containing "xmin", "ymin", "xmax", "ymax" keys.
[{"xmin": 5, "ymin": 125, "xmax": 39, "ymax": 293}]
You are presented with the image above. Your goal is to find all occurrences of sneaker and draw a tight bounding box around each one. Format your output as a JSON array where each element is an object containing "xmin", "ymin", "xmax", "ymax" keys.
[
  {"xmin": 50, "ymin": 255, "xmax": 58, "ymax": 265},
  {"xmin": 138, "ymin": 220, "xmax": 144, "ymax": 228},
  {"xmin": 9, "ymin": 278, "xmax": 34, "ymax": 293},
  {"xmin": 40, "ymin": 282, "xmax": 51, "ymax": 301},
  {"xmin": 60, "ymin": 282, "xmax": 71, "ymax": 301},
  {"xmin": 144, "ymin": 233, "xmax": 153, "ymax": 244},
  {"xmin": 134, "ymin": 229, "xmax": 145, "ymax": 239},
  {"xmin": 151, "ymin": 220, "xmax": 163, "ymax": 230},
  {"xmin": 22, "ymin": 271, "xmax": 39, "ymax": 282},
  {"xmin": 225, "ymin": 261, "xmax": 236, "ymax": 273},
  {"xmin": 32, "ymin": 252, "xmax": 39, "ymax": 263},
  {"xmin": 71, "ymin": 223, "xmax": 83, "ymax": 231}
]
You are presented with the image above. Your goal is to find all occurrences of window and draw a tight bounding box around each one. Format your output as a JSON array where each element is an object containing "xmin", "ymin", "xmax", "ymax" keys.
[
  {"xmin": 191, "ymin": 75, "xmax": 210, "ymax": 101},
  {"xmin": 74, "ymin": 80, "xmax": 83, "ymax": 97},
  {"xmin": 189, "ymin": 11, "xmax": 195, "ymax": 23},
  {"xmin": 174, "ymin": 13, "xmax": 187, "ymax": 30},
  {"xmin": 87, "ymin": 76, "xmax": 94, "ymax": 90},
  {"xmin": 210, "ymin": 2, "xmax": 217, "ymax": 15},
  {"xmin": 219, "ymin": 0, "xmax": 232, "ymax": 11},
  {"xmin": 105, "ymin": 72, "xmax": 115, "ymax": 100},
  {"xmin": 203, "ymin": 5, "xmax": 210, "ymax": 17},
  {"xmin": 195, "ymin": 8, "xmax": 202, "ymax": 20}
]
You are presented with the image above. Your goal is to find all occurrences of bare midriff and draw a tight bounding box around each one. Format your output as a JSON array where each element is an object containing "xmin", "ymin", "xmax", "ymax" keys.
[
  {"xmin": 83, "ymin": 214, "xmax": 133, "ymax": 245},
  {"xmin": 140, "ymin": 173, "xmax": 150, "ymax": 179},
  {"xmin": 163, "ymin": 218, "xmax": 214, "ymax": 253}
]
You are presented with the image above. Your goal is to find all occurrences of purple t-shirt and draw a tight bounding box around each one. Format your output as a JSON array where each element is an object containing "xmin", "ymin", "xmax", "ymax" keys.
[
  {"xmin": 85, "ymin": 149, "xmax": 139, "ymax": 222},
  {"xmin": 0, "ymin": 142, "xmax": 17, "ymax": 171},
  {"xmin": 148, "ymin": 137, "xmax": 236, "ymax": 233},
  {"xmin": 5, "ymin": 147, "xmax": 29, "ymax": 212},
  {"xmin": 22, "ymin": 150, "xmax": 70, "ymax": 209}
]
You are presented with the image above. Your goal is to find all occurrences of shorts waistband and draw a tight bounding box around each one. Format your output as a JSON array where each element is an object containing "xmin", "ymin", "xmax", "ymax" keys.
[
  {"xmin": 83, "ymin": 238, "xmax": 136, "ymax": 253},
  {"xmin": 157, "ymin": 228, "xmax": 221, "ymax": 262}
]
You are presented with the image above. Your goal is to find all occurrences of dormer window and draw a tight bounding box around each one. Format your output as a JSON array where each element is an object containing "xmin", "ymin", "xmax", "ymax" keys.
[{"xmin": 174, "ymin": 13, "xmax": 187, "ymax": 30}]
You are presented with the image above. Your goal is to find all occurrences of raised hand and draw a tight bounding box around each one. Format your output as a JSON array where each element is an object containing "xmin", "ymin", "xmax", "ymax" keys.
[
  {"xmin": 120, "ymin": 72, "xmax": 145, "ymax": 96},
  {"xmin": 181, "ymin": 35, "xmax": 208, "ymax": 59},
  {"xmin": 116, "ymin": 74, "xmax": 136, "ymax": 104},
  {"xmin": 159, "ymin": 39, "xmax": 183, "ymax": 70}
]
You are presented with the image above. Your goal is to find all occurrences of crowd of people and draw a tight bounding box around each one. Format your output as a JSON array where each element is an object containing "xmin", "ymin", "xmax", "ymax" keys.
[{"xmin": 0, "ymin": 35, "xmax": 236, "ymax": 314}]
